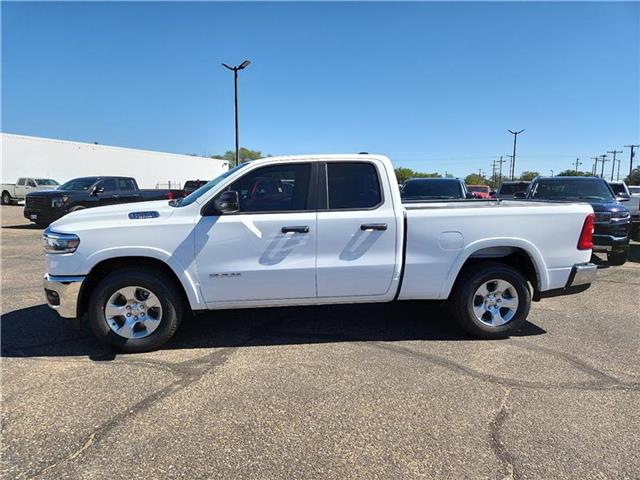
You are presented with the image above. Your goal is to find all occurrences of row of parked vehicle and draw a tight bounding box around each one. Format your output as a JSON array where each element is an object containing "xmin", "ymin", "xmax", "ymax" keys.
[
  {"xmin": 400, "ymin": 176, "xmax": 639, "ymax": 266},
  {"xmin": 1, "ymin": 176, "xmax": 210, "ymax": 227}
]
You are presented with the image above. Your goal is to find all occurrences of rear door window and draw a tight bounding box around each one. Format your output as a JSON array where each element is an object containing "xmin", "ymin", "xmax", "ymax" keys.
[
  {"xmin": 327, "ymin": 162, "xmax": 382, "ymax": 209},
  {"xmin": 99, "ymin": 179, "xmax": 118, "ymax": 192},
  {"xmin": 117, "ymin": 178, "xmax": 136, "ymax": 191}
]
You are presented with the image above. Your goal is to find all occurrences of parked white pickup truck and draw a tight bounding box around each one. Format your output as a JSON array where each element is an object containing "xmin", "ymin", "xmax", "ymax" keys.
[
  {"xmin": 42, "ymin": 155, "xmax": 597, "ymax": 352},
  {"xmin": 2, "ymin": 177, "xmax": 59, "ymax": 204}
]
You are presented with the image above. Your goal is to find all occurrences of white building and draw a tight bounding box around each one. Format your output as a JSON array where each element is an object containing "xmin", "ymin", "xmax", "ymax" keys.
[{"xmin": 0, "ymin": 133, "xmax": 229, "ymax": 189}]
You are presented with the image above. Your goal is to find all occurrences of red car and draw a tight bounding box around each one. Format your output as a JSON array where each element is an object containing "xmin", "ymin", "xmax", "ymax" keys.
[{"xmin": 466, "ymin": 184, "xmax": 492, "ymax": 198}]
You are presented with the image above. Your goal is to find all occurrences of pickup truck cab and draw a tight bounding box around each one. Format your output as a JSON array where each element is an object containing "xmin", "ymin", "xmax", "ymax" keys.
[
  {"xmin": 24, "ymin": 176, "xmax": 183, "ymax": 227},
  {"xmin": 1, "ymin": 177, "xmax": 59, "ymax": 204},
  {"xmin": 42, "ymin": 155, "xmax": 597, "ymax": 352},
  {"xmin": 520, "ymin": 176, "xmax": 630, "ymax": 265}
]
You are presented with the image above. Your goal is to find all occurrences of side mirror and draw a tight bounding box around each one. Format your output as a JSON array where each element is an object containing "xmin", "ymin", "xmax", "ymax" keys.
[
  {"xmin": 617, "ymin": 194, "xmax": 630, "ymax": 202},
  {"xmin": 465, "ymin": 192, "xmax": 476, "ymax": 199},
  {"xmin": 513, "ymin": 191, "xmax": 527, "ymax": 199},
  {"xmin": 490, "ymin": 191, "xmax": 496, "ymax": 197},
  {"xmin": 91, "ymin": 185, "xmax": 104, "ymax": 195},
  {"xmin": 214, "ymin": 191, "xmax": 240, "ymax": 214}
]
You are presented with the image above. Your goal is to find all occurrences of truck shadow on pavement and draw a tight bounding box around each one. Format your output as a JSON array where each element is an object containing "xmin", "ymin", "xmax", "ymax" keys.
[
  {"xmin": 1, "ymin": 302, "xmax": 546, "ymax": 360},
  {"xmin": 1, "ymin": 223, "xmax": 45, "ymax": 230}
]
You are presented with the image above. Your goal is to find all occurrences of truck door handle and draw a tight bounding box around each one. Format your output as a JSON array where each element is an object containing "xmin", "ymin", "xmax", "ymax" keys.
[
  {"xmin": 361, "ymin": 223, "xmax": 387, "ymax": 231},
  {"xmin": 281, "ymin": 226, "xmax": 309, "ymax": 234}
]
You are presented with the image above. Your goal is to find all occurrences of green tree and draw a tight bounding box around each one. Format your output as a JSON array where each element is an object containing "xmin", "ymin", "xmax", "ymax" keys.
[
  {"xmin": 557, "ymin": 170, "xmax": 592, "ymax": 177},
  {"xmin": 394, "ymin": 168, "xmax": 442, "ymax": 183},
  {"xmin": 212, "ymin": 148, "xmax": 268, "ymax": 167},
  {"xmin": 624, "ymin": 166, "xmax": 640, "ymax": 185},
  {"xmin": 464, "ymin": 173, "xmax": 488, "ymax": 185},
  {"xmin": 518, "ymin": 171, "xmax": 540, "ymax": 181}
]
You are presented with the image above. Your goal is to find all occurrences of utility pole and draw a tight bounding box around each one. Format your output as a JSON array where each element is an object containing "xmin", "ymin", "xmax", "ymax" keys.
[
  {"xmin": 491, "ymin": 159, "xmax": 497, "ymax": 188},
  {"xmin": 573, "ymin": 157, "xmax": 582, "ymax": 173},
  {"xmin": 616, "ymin": 159, "xmax": 622, "ymax": 181},
  {"xmin": 591, "ymin": 157, "xmax": 599, "ymax": 176},
  {"xmin": 625, "ymin": 144, "xmax": 639, "ymax": 178},
  {"xmin": 498, "ymin": 156, "xmax": 506, "ymax": 185},
  {"xmin": 222, "ymin": 60, "xmax": 251, "ymax": 167},
  {"xmin": 507, "ymin": 129, "xmax": 525, "ymax": 180},
  {"xmin": 607, "ymin": 150, "xmax": 623, "ymax": 181},
  {"xmin": 599, "ymin": 154, "xmax": 608, "ymax": 178}
]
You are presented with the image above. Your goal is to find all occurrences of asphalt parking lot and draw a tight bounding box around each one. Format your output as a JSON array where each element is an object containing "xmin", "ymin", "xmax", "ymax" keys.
[{"xmin": 1, "ymin": 204, "xmax": 639, "ymax": 480}]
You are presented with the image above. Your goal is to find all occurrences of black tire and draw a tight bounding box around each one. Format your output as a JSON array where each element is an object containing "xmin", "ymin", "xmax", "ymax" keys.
[
  {"xmin": 87, "ymin": 268, "xmax": 183, "ymax": 352},
  {"xmin": 69, "ymin": 205, "xmax": 86, "ymax": 213},
  {"xmin": 607, "ymin": 248, "xmax": 628, "ymax": 266},
  {"xmin": 449, "ymin": 262, "xmax": 531, "ymax": 339},
  {"xmin": 1, "ymin": 192, "xmax": 12, "ymax": 205}
]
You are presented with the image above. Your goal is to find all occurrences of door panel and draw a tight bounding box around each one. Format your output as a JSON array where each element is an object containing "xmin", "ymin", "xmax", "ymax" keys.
[
  {"xmin": 195, "ymin": 213, "xmax": 317, "ymax": 303},
  {"xmin": 316, "ymin": 161, "xmax": 398, "ymax": 297}
]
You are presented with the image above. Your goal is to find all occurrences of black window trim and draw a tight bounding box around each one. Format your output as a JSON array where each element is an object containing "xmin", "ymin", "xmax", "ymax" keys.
[
  {"xmin": 319, "ymin": 160, "xmax": 385, "ymax": 212},
  {"xmin": 201, "ymin": 161, "xmax": 319, "ymax": 216}
]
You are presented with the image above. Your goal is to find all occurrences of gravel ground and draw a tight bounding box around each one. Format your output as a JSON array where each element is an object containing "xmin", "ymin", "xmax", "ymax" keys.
[{"xmin": 1, "ymin": 204, "xmax": 639, "ymax": 479}]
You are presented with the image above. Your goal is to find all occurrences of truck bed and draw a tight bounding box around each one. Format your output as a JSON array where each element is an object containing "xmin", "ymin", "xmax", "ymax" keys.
[{"xmin": 399, "ymin": 199, "xmax": 593, "ymax": 300}]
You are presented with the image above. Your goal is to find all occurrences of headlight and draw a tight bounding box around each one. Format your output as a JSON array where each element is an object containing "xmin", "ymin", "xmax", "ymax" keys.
[
  {"xmin": 51, "ymin": 196, "xmax": 68, "ymax": 208},
  {"xmin": 43, "ymin": 229, "xmax": 80, "ymax": 254},
  {"xmin": 611, "ymin": 210, "xmax": 630, "ymax": 219}
]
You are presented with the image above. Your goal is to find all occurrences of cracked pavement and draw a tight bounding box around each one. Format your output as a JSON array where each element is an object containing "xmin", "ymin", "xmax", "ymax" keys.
[{"xmin": 1, "ymin": 205, "xmax": 639, "ymax": 479}]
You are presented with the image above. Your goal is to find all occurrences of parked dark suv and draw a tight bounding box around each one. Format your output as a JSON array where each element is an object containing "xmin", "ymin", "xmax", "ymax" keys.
[{"xmin": 520, "ymin": 176, "xmax": 631, "ymax": 265}]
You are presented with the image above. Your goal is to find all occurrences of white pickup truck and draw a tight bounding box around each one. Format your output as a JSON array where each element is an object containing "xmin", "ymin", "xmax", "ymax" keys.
[
  {"xmin": 2, "ymin": 177, "xmax": 59, "ymax": 204},
  {"xmin": 42, "ymin": 155, "xmax": 597, "ymax": 352}
]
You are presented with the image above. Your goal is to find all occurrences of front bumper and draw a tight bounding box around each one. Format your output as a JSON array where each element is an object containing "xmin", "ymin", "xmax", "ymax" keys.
[
  {"xmin": 43, "ymin": 274, "xmax": 85, "ymax": 318},
  {"xmin": 592, "ymin": 234, "xmax": 629, "ymax": 252},
  {"xmin": 24, "ymin": 207, "xmax": 67, "ymax": 225},
  {"xmin": 537, "ymin": 263, "xmax": 597, "ymax": 300}
]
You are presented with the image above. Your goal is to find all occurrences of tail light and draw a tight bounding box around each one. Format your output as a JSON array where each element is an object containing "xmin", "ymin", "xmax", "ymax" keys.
[{"xmin": 577, "ymin": 213, "xmax": 594, "ymax": 250}]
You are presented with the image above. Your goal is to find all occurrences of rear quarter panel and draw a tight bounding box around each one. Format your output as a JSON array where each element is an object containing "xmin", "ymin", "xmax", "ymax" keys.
[{"xmin": 399, "ymin": 201, "xmax": 593, "ymax": 300}]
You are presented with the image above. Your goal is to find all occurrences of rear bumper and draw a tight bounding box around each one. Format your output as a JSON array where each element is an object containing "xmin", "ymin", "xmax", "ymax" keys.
[
  {"xmin": 43, "ymin": 274, "xmax": 85, "ymax": 318},
  {"xmin": 537, "ymin": 263, "xmax": 597, "ymax": 300}
]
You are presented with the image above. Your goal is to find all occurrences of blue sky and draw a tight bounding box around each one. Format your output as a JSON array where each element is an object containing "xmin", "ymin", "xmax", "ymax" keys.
[{"xmin": 2, "ymin": 1, "xmax": 639, "ymax": 177}]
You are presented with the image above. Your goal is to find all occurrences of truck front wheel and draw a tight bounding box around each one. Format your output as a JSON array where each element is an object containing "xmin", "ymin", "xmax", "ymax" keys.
[
  {"xmin": 87, "ymin": 268, "xmax": 183, "ymax": 352},
  {"xmin": 450, "ymin": 262, "xmax": 531, "ymax": 339},
  {"xmin": 2, "ymin": 191, "xmax": 12, "ymax": 205}
]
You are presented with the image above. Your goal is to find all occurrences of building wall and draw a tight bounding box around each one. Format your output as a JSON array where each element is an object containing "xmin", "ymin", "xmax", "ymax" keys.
[{"xmin": 1, "ymin": 133, "xmax": 229, "ymax": 189}]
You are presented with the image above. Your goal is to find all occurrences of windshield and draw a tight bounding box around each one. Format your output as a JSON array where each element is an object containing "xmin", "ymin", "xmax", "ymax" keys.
[
  {"xmin": 530, "ymin": 179, "xmax": 615, "ymax": 202},
  {"xmin": 467, "ymin": 186, "xmax": 490, "ymax": 193},
  {"xmin": 401, "ymin": 179, "xmax": 463, "ymax": 200},
  {"xmin": 58, "ymin": 177, "xmax": 98, "ymax": 191},
  {"xmin": 35, "ymin": 178, "xmax": 59, "ymax": 186},
  {"xmin": 174, "ymin": 163, "xmax": 250, "ymax": 207}
]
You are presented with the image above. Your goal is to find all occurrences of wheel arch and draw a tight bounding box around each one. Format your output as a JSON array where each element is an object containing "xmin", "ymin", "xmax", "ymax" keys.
[
  {"xmin": 441, "ymin": 239, "xmax": 549, "ymax": 300},
  {"xmin": 77, "ymin": 255, "xmax": 202, "ymax": 320}
]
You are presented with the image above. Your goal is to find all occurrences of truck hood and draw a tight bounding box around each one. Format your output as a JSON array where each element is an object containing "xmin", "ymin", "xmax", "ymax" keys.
[
  {"xmin": 588, "ymin": 202, "xmax": 629, "ymax": 214},
  {"xmin": 50, "ymin": 200, "xmax": 175, "ymax": 232},
  {"xmin": 27, "ymin": 189, "xmax": 77, "ymax": 197}
]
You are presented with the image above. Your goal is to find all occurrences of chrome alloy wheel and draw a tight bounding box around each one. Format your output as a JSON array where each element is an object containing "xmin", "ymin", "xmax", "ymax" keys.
[
  {"xmin": 104, "ymin": 286, "xmax": 163, "ymax": 339},
  {"xmin": 471, "ymin": 279, "xmax": 519, "ymax": 327}
]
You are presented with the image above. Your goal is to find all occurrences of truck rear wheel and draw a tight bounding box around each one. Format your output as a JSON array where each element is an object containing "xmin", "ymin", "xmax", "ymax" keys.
[
  {"xmin": 2, "ymin": 191, "xmax": 12, "ymax": 205},
  {"xmin": 450, "ymin": 262, "xmax": 531, "ymax": 339},
  {"xmin": 87, "ymin": 268, "xmax": 183, "ymax": 352}
]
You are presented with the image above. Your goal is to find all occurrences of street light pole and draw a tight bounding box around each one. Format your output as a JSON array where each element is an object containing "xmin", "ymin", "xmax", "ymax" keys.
[
  {"xmin": 507, "ymin": 129, "xmax": 525, "ymax": 180},
  {"xmin": 625, "ymin": 144, "xmax": 639, "ymax": 178},
  {"xmin": 222, "ymin": 60, "xmax": 251, "ymax": 167}
]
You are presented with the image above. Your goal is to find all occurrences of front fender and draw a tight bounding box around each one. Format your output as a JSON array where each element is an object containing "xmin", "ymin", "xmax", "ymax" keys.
[{"xmin": 83, "ymin": 246, "xmax": 204, "ymax": 309}]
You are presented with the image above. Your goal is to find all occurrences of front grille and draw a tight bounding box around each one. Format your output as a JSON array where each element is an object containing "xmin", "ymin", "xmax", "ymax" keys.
[
  {"xmin": 25, "ymin": 196, "xmax": 48, "ymax": 209},
  {"xmin": 594, "ymin": 212, "xmax": 611, "ymax": 223}
]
